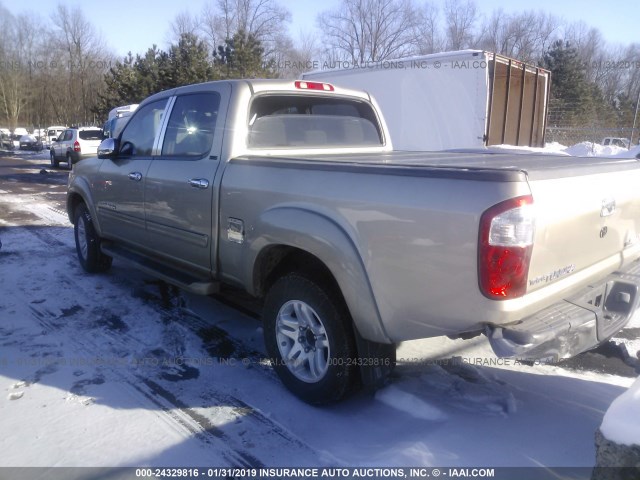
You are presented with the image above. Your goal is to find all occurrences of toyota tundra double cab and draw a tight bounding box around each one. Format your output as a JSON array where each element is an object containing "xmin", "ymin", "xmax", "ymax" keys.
[{"xmin": 67, "ymin": 79, "xmax": 640, "ymax": 404}]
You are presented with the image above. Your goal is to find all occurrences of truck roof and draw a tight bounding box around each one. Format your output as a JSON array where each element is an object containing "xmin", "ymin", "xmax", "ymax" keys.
[{"xmin": 143, "ymin": 79, "xmax": 373, "ymax": 104}]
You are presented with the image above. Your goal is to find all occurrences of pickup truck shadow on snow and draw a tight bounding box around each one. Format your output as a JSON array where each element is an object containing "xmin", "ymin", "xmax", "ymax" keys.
[
  {"xmin": 126, "ymin": 367, "xmax": 630, "ymax": 468},
  {"xmin": 0, "ymin": 223, "xmax": 634, "ymax": 467}
]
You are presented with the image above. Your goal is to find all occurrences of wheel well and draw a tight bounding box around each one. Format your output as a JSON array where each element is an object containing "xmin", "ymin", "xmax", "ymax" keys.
[
  {"xmin": 254, "ymin": 246, "xmax": 341, "ymax": 301},
  {"xmin": 67, "ymin": 193, "xmax": 84, "ymax": 224}
]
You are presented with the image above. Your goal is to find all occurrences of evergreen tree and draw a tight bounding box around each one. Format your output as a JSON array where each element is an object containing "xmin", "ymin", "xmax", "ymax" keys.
[
  {"xmin": 215, "ymin": 30, "xmax": 275, "ymax": 79},
  {"xmin": 164, "ymin": 33, "xmax": 218, "ymax": 87},
  {"xmin": 95, "ymin": 31, "xmax": 273, "ymax": 119},
  {"xmin": 542, "ymin": 40, "xmax": 595, "ymax": 126},
  {"xmin": 94, "ymin": 47, "xmax": 168, "ymax": 118}
]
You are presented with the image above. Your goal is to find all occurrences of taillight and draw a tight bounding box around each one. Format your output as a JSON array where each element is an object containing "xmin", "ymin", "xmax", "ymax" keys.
[
  {"xmin": 73, "ymin": 140, "xmax": 81, "ymax": 152},
  {"xmin": 479, "ymin": 195, "xmax": 535, "ymax": 299},
  {"xmin": 294, "ymin": 80, "xmax": 334, "ymax": 91}
]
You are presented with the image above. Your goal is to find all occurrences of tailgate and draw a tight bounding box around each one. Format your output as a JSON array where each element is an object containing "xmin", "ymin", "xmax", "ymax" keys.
[
  {"xmin": 526, "ymin": 162, "xmax": 640, "ymax": 293},
  {"xmin": 83, "ymin": 139, "xmax": 102, "ymax": 154}
]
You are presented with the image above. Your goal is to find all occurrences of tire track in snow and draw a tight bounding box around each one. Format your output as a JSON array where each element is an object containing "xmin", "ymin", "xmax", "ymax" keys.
[{"xmin": 12, "ymin": 225, "xmax": 319, "ymax": 466}]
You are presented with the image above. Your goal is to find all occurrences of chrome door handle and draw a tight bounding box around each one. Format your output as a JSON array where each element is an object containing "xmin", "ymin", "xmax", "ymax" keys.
[
  {"xmin": 128, "ymin": 172, "xmax": 142, "ymax": 182},
  {"xmin": 188, "ymin": 178, "xmax": 209, "ymax": 189}
]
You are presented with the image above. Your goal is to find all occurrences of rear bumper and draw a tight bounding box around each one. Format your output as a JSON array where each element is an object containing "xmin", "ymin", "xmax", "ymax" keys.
[{"xmin": 487, "ymin": 258, "xmax": 640, "ymax": 361}]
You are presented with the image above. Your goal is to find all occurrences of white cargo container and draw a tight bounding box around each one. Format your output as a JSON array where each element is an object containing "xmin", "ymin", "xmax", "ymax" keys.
[{"xmin": 303, "ymin": 50, "xmax": 550, "ymax": 151}]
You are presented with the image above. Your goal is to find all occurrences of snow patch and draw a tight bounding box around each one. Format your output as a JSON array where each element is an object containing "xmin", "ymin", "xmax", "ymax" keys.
[
  {"xmin": 489, "ymin": 142, "xmax": 570, "ymax": 155},
  {"xmin": 7, "ymin": 391, "xmax": 24, "ymax": 400},
  {"xmin": 600, "ymin": 376, "xmax": 640, "ymax": 446},
  {"xmin": 375, "ymin": 385, "xmax": 447, "ymax": 421},
  {"xmin": 563, "ymin": 141, "xmax": 630, "ymax": 157},
  {"xmin": 420, "ymin": 360, "xmax": 517, "ymax": 416},
  {"xmin": 490, "ymin": 141, "xmax": 639, "ymax": 158}
]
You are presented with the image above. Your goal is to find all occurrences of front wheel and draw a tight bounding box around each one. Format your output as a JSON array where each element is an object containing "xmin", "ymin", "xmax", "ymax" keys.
[
  {"xmin": 74, "ymin": 203, "xmax": 112, "ymax": 273},
  {"xmin": 50, "ymin": 150, "xmax": 58, "ymax": 168},
  {"xmin": 263, "ymin": 273, "xmax": 359, "ymax": 404}
]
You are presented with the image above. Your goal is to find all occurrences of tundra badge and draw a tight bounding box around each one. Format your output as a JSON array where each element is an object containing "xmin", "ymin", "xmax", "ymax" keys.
[{"xmin": 601, "ymin": 198, "xmax": 616, "ymax": 217}]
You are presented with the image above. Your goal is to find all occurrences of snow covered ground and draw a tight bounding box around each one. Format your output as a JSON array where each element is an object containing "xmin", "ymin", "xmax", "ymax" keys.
[
  {"xmin": 490, "ymin": 142, "xmax": 640, "ymax": 159},
  {"xmin": 601, "ymin": 376, "xmax": 640, "ymax": 446},
  {"xmin": 1, "ymin": 150, "xmax": 639, "ymax": 471}
]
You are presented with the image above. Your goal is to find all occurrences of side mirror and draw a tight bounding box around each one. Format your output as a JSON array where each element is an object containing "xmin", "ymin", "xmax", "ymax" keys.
[{"xmin": 97, "ymin": 138, "xmax": 118, "ymax": 159}]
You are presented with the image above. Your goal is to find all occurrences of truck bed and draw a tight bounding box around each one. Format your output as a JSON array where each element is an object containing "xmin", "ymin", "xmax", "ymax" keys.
[
  {"xmin": 224, "ymin": 150, "xmax": 640, "ymax": 344},
  {"xmin": 237, "ymin": 150, "xmax": 640, "ymax": 181}
]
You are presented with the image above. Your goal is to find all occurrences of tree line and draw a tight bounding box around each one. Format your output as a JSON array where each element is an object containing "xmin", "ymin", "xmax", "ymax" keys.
[{"xmin": 1, "ymin": 0, "xmax": 638, "ymax": 142}]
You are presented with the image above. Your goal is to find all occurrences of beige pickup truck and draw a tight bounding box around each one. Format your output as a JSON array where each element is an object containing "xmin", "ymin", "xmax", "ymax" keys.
[{"xmin": 67, "ymin": 79, "xmax": 640, "ymax": 404}]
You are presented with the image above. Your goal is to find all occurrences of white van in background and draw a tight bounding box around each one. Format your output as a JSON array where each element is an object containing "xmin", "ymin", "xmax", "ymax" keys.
[
  {"xmin": 103, "ymin": 104, "xmax": 138, "ymax": 139},
  {"xmin": 45, "ymin": 126, "xmax": 66, "ymax": 148}
]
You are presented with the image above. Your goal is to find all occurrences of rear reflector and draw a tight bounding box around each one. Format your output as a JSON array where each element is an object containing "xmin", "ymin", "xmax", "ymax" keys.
[
  {"xmin": 479, "ymin": 196, "xmax": 535, "ymax": 299},
  {"xmin": 294, "ymin": 81, "xmax": 334, "ymax": 92}
]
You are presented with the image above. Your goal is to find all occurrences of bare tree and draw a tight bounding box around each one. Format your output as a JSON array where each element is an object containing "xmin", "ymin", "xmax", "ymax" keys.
[
  {"xmin": 477, "ymin": 10, "xmax": 560, "ymax": 63},
  {"xmin": 273, "ymin": 30, "xmax": 322, "ymax": 78},
  {"xmin": 564, "ymin": 21, "xmax": 605, "ymax": 83},
  {"xmin": 50, "ymin": 4, "xmax": 112, "ymax": 125},
  {"xmin": 443, "ymin": 0, "xmax": 477, "ymax": 51},
  {"xmin": 415, "ymin": 1, "xmax": 444, "ymax": 55},
  {"xmin": 168, "ymin": 10, "xmax": 202, "ymax": 44},
  {"xmin": 318, "ymin": 0, "xmax": 421, "ymax": 64},
  {"xmin": 200, "ymin": 0, "xmax": 291, "ymax": 58},
  {"xmin": 0, "ymin": 8, "xmax": 27, "ymax": 129}
]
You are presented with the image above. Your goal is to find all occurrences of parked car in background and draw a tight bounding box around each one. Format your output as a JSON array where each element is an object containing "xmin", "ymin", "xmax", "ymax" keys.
[
  {"xmin": 45, "ymin": 126, "xmax": 66, "ymax": 148},
  {"xmin": 602, "ymin": 137, "xmax": 630, "ymax": 148},
  {"xmin": 50, "ymin": 127, "xmax": 103, "ymax": 168},
  {"xmin": 0, "ymin": 131, "xmax": 12, "ymax": 150},
  {"xmin": 10, "ymin": 133, "xmax": 22, "ymax": 149},
  {"xmin": 19, "ymin": 134, "xmax": 44, "ymax": 151},
  {"xmin": 33, "ymin": 129, "xmax": 48, "ymax": 142}
]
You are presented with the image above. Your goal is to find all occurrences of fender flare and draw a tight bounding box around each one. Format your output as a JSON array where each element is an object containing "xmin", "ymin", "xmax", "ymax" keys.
[
  {"xmin": 248, "ymin": 205, "xmax": 391, "ymax": 344},
  {"xmin": 67, "ymin": 178, "xmax": 102, "ymax": 236}
]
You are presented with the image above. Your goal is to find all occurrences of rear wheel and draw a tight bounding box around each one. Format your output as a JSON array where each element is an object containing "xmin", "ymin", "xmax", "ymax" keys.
[
  {"xmin": 66, "ymin": 153, "xmax": 73, "ymax": 170},
  {"xmin": 263, "ymin": 273, "xmax": 359, "ymax": 404},
  {"xmin": 50, "ymin": 150, "xmax": 58, "ymax": 168},
  {"xmin": 74, "ymin": 203, "xmax": 112, "ymax": 273}
]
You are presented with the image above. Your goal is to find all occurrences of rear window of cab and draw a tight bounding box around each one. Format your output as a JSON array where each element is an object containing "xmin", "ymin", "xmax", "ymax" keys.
[{"xmin": 247, "ymin": 95, "xmax": 383, "ymax": 149}]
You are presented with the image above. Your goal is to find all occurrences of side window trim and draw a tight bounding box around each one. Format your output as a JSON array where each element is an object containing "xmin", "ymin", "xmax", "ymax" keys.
[{"xmin": 153, "ymin": 96, "xmax": 176, "ymax": 156}]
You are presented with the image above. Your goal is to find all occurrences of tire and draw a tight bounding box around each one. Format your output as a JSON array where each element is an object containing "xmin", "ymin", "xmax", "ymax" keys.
[
  {"xmin": 50, "ymin": 150, "xmax": 58, "ymax": 168},
  {"xmin": 66, "ymin": 153, "xmax": 73, "ymax": 170},
  {"xmin": 263, "ymin": 273, "xmax": 359, "ymax": 404},
  {"xmin": 73, "ymin": 203, "xmax": 112, "ymax": 273}
]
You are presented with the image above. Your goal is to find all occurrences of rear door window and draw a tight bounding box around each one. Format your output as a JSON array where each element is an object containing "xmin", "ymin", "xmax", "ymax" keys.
[
  {"xmin": 161, "ymin": 93, "xmax": 220, "ymax": 158},
  {"xmin": 247, "ymin": 95, "xmax": 383, "ymax": 148}
]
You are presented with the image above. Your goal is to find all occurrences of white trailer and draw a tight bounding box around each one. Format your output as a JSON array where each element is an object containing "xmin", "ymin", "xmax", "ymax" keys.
[{"xmin": 303, "ymin": 50, "xmax": 550, "ymax": 151}]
